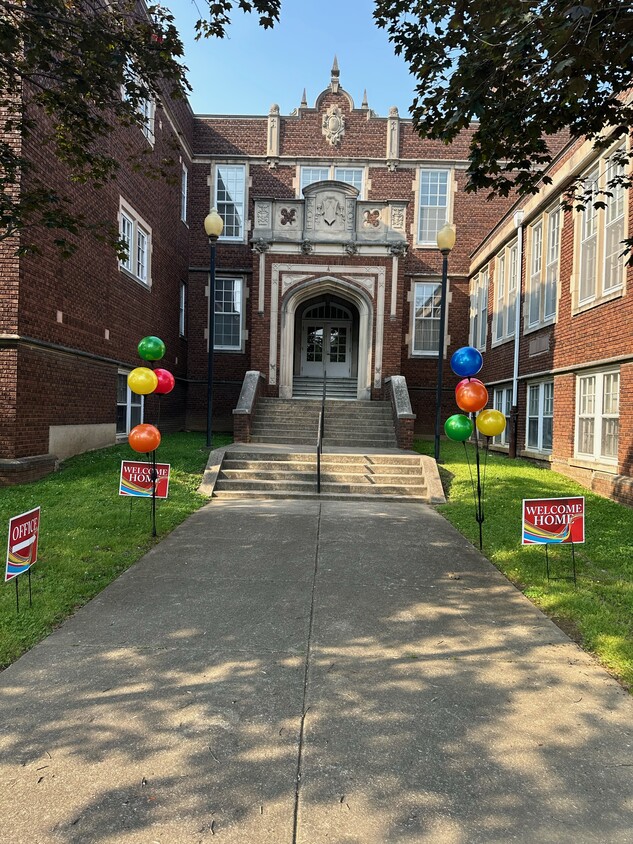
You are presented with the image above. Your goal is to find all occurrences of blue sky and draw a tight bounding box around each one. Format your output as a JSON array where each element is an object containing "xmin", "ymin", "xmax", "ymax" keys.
[{"xmin": 165, "ymin": 0, "xmax": 417, "ymax": 117}]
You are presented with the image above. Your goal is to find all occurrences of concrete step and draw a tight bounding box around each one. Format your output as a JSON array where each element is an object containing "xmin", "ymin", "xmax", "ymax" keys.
[
  {"xmin": 214, "ymin": 479, "xmax": 427, "ymax": 496},
  {"xmin": 222, "ymin": 451, "xmax": 420, "ymax": 466},
  {"xmin": 220, "ymin": 469, "xmax": 426, "ymax": 484},
  {"xmin": 212, "ymin": 490, "xmax": 428, "ymax": 502},
  {"xmin": 222, "ymin": 460, "xmax": 423, "ymax": 475}
]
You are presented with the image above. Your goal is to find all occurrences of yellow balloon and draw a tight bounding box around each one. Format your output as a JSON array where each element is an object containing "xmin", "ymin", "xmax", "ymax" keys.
[
  {"xmin": 476, "ymin": 408, "xmax": 506, "ymax": 438},
  {"xmin": 128, "ymin": 367, "xmax": 158, "ymax": 395}
]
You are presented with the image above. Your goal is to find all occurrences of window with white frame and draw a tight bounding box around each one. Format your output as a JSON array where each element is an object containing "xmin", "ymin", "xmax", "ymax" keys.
[
  {"xmin": 300, "ymin": 165, "xmax": 365, "ymax": 195},
  {"xmin": 119, "ymin": 199, "xmax": 151, "ymax": 286},
  {"xmin": 470, "ymin": 266, "xmax": 489, "ymax": 351},
  {"xmin": 214, "ymin": 278, "xmax": 243, "ymax": 350},
  {"xmin": 179, "ymin": 282, "xmax": 186, "ymax": 337},
  {"xmin": 526, "ymin": 381, "xmax": 553, "ymax": 452},
  {"xmin": 123, "ymin": 73, "xmax": 155, "ymax": 143},
  {"xmin": 576, "ymin": 147, "xmax": 626, "ymax": 308},
  {"xmin": 576, "ymin": 370, "xmax": 619, "ymax": 462},
  {"xmin": 492, "ymin": 385, "xmax": 512, "ymax": 446},
  {"xmin": 412, "ymin": 281, "xmax": 442, "ymax": 355},
  {"xmin": 181, "ymin": 163, "xmax": 188, "ymax": 223},
  {"xmin": 214, "ymin": 164, "xmax": 246, "ymax": 241},
  {"xmin": 527, "ymin": 205, "xmax": 561, "ymax": 329},
  {"xmin": 494, "ymin": 253, "xmax": 506, "ymax": 342},
  {"xmin": 418, "ymin": 169, "xmax": 450, "ymax": 245},
  {"xmin": 116, "ymin": 372, "xmax": 143, "ymax": 437}
]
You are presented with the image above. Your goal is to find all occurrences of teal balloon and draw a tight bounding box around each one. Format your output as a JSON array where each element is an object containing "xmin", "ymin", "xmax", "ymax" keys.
[
  {"xmin": 444, "ymin": 414, "xmax": 474, "ymax": 442},
  {"xmin": 138, "ymin": 336, "xmax": 165, "ymax": 361}
]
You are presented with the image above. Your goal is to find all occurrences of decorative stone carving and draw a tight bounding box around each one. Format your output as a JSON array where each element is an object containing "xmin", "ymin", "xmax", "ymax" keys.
[
  {"xmin": 363, "ymin": 209, "xmax": 382, "ymax": 229},
  {"xmin": 280, "ymin": 208, "xmax": 297, "ymax": 226},
  {"xmin": 256, "ymin": 203, "xmax": 271, "ymax": 228},
  {"xmin": 389, "ymin": 241, "xmax": 408, "ymax": 258},
  {"xmin": 322, "ymin": 104, "xmax": 346, "ymax": 147},
  {"xmin": 390, "ymin": 206, "xmax": 405, "ymax": 231},
  {"xmin": 301, "ymin": 239, "xmax": 313, "ymax": 255},
  {"xmin": 316, "ymin": 194, "xmax": 344, "ymax": 230},
  {"xmin": 344, "ymin": 241, "xmax": 358, "ymax": 255},
  {"xmin": 251, "ymin": 238, "xmax": 271, "ymax": 254}
]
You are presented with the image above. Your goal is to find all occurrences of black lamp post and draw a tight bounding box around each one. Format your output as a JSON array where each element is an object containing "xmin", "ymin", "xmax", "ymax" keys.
[
  {"xmin": 204, "ymin": 208, "xmax": 224, "ymax": 448},
  {"xmin": 434, "ymin": 223, "xmax": 456, "ymax": 462}
]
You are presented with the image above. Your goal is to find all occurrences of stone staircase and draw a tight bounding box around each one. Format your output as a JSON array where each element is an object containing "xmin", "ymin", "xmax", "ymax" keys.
[
  {"xmin": 250, "ymin": 398, "xmax": 397, "ymax": 449},
  {"xmin": 212, "ymin": 449, "xmax": 439, "ymax": 501},
  {"xmin": 292, "ymin": 376, "xmax": 357, "ymax": 400}
]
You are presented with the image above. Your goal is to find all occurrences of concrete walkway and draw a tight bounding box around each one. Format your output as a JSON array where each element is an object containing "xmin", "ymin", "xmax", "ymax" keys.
[{"xmin": 0, "ymin": 500, "xmax": 631, "ymax": 843}]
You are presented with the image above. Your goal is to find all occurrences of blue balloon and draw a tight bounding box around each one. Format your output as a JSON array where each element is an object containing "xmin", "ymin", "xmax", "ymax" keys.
[{"xmin": 450, "ymin": 346, "xmax": 483, "ymax": 378}]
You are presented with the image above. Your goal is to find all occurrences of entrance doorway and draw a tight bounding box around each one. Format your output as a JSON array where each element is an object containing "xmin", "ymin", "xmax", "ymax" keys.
[{"xmin": 300, "ymin": 302, "xmax": 353, "ymax": 378}]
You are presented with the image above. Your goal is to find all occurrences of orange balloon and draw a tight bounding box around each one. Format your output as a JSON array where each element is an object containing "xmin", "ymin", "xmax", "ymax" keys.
[
  {"xmin": 128, "ymin": 424, "xmax": 161, "ymax": 453},
  {"xmin": 455, "ymin": 380, "xmax": 489, "ymax": 413}
]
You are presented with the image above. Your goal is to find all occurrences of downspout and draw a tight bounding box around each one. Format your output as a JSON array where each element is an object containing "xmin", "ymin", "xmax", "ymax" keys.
[{"xmin": 509, "ymin": 209, "xmax": 524, "ymax": 458}]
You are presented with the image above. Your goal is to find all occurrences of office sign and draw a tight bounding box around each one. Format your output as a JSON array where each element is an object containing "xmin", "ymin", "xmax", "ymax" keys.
[{"xmin": 5, "ymin": 507, "xmax": 41, "ymax": 582}]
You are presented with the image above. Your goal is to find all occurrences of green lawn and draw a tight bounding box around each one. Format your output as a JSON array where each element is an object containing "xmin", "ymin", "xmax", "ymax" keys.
[
  {"xmin": 0, "ymin": 433, "xmax": 229, "ymax": 668},
  {"xmin": 415, "ymin": 439, "xmax": 633, "ymax": 690}
]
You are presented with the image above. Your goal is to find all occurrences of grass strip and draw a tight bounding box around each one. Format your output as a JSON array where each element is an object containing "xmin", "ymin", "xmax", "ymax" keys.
[
  {"xmin": 414, "ymin": 439, "xmax": 633, "ymax": 690},
  {"xmin": 0, "ymin": 432, "xmax": 228, "ymax": 668}
]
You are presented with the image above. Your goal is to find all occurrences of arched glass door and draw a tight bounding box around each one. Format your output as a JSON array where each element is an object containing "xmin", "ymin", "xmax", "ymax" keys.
[{"xmin": 301, "ymin": 302, "xmax": 352, "ymax": 378}]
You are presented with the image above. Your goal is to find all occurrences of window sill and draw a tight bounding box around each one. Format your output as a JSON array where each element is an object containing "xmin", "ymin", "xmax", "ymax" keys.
[
  {"xmin": 119, "ymin": 266, "xmax": 152, "ymax": 290},
  {"xmin": 523, "ymin": 318, "xmax": 555, "ymax": 336},
  {"xmin": 573, "ymin": 287, "xmax": 623, "ymax": 316},
  {"xmin": 570, "ymin": 456, "xmax": 618, "ymax": 474},
  {"xmin": 410, "ymin": 351, "xmax": 439, "ymax": 358},
  {"xmin": 520, "ymin": 448, "xmax": 553, "ymax": 462},
  {"xmin": 491, "ymin": 335, "xmax": 515, "ymax": 349}
]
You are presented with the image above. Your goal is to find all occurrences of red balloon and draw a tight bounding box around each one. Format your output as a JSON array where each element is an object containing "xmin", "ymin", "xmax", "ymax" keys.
[
  {"xmin": 456, "ymin": 377, "xmax": 485, "ymax": 392},
  {"xmin": 154, "ymin": 368, "xmax": 175, "ymax": 395},
  {"xmin": 455, "ymin": 381, "xmax": 489, "ymax": 413},
  {"xmin": 128, "ymin": 424, "xmax": 161, "ymax": 453}
]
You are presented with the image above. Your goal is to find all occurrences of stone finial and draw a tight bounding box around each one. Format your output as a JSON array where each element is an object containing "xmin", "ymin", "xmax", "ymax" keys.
[
  {"xmin": 389, "ymin": 105, "xmax": 399, "ymax": 117},
  {"xmin": 269, "ymin": 103, "xmax": 280, "ymax": 115},
  {"xmin": 331, "ymin": 55, "xmax": 340, "ymax": 93},
  {"xmin": 300, "ymin": 88, "xmax": 308, "ymax": 108},
  {"xmin": 362, "ymin": 89, "xmax": 369, "ymax": 109}
]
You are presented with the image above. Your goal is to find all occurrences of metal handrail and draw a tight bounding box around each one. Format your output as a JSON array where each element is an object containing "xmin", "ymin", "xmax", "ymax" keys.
[{"xmin": 316, "ymin": 367, "xmax": 327, "ymax": 494}]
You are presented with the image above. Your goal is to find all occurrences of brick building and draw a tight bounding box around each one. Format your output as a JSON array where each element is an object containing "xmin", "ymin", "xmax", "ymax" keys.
[
  {"xmin": 469, "ymin": 133, "xmax": 633, "ymax": 505},
  {"xmin": 1, "ymin": 61, "xmax": 631, "ymax": 505}
]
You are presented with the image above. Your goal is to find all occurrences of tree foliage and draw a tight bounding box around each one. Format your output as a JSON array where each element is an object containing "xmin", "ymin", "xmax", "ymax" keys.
[{"xmin": 373, "ymin": 0, "xmax": 633, "ymax": 205}]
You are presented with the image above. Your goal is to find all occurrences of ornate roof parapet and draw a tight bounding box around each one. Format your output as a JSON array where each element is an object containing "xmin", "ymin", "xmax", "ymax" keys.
[{"xmin": 267, "ymin": 103, "xmax": 280, "ymax": 159}]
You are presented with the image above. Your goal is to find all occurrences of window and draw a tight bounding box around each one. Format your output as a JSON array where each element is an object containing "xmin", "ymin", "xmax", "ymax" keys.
[
  {"xmin": 526, "ymin": 381, "xmax": 553, "ymax": 452},
  {"xmin": 215, "ymin": 164, "xmax": 246, "ymax": 241},
  {"xmin": 300, "ymin": 165, "xmax": 364, "ymax": 195},
  {"xmin": 527, "ymin": 206, "xmax": 560, "ymax": 329},
  {"xmin": 494, "ymin": 254, "xmax": 506, "ymax": 342},
  {"xmin": 418, "ymin": 169, "xmax": 450, "ymax": 245},
  {"xmin": 214, "ymin": 278, "xmax": 243, "ymax": 350},
  {"xmin": 575, "ymin": 370, "xmax": 619, "ymax": 463},
  {"xmin": 179, "ymin": 283, "xmax": 186, "ymax": 337},
  {"xmin": 412, "ymin": 281, "xmax": 442, "ymax": 355},
  {"xmin": 123, "ymin": 74, "xmax": 155, "ymax": 143},
  {"xmin": 492, "ymin": 386, "xmax": 512, "ymax": 446},
  {"xmin": 119, "ymin": 200, "xmax": 151, "ymax": 286},
  {"xmin": 575, "ymin": 147, "xmax": 626, "ymax": 308},
  {"xmin": 470, "ymin": 267, "xmax": 489, "ymax": 351},
  {"xmin": 181, "ymin": 163, "xmax": 188, "ymax": 223},
  {"xmin": 116, "ymin": 372, "xmax": 143, "ymax": 437}
]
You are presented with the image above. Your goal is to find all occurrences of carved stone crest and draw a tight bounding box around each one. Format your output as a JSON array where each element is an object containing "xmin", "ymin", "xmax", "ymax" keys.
[
  {"xmin": 300, "ymin": 239, "xmax": 313, "ymax": 255},
  {"xmin": 344, "ymin": 241, "xmax": 358, "ymax": 256},
  {"xmin": 251, "ymin": 238, "xmax": 271, "ymax": 254},
  {"xmin": 322, "ymin": 104, "xmax": 346, "ymax": 146},
  {"xmin": 316, "ymin": 195, "xmax": 344, "ymax": 229}
]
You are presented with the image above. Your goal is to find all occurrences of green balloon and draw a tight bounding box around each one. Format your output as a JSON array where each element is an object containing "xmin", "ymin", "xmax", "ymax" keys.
[
  {"xmin": 444, "ymin": 414, "xmax": 474, "ymax": 442},
  {"xmin": 138, "ymin": 336, "xmax": 165, "ymax": 361}
]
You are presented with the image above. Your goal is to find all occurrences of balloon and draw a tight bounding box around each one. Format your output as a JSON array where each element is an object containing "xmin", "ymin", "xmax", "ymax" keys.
[
  {"xmin": 456, "ymin": 380, "xmax": 489, "ymax": 413},
  {"xmin": 128, "ymin": 367, "xmax": 158, "ymax": 395},
  {"xmin": 450, "ymin": 346, "xmax": 483, "ymax": 378},
  {"xmin": 138, "ymin": 336, "xmax": 166, "ymax": 361},
  {"xmin": 153, "ymin": 368, "xmax": 175, "ymax": 395},
  {"xmin": 476, "ymin": 409, "xmax": 507, "ymax": 438},
  {"xmin": 444, "ymin": 414, "xmax": 474, "ymax": 442},
  {"xmin": 456, "ymin": 377, "xmax": 484, "ymax": 392},
  {"xmin": 128, "ymin": 424, "xmax": 161, "ymax": 453}
]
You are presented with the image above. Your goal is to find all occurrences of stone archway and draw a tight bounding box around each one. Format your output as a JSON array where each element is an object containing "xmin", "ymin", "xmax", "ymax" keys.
[{"xmin": 279, "ymin": 277, "xmax": 374, "ymax": 399}]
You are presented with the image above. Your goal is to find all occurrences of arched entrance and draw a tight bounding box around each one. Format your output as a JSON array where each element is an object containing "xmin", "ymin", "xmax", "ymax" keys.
[
  {"xmin": 299, "ymin": 299, "xmax": 354, "ymax": 379},
  {"xmin": 279, "ymin": 278, "xmax": 373, "ymax": 399}
]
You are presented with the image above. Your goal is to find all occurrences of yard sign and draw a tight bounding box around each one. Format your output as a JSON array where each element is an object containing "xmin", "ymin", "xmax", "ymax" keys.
[
  {"xmin": 522, "ymin": 497, "xmax": 585, "ymax": 545},
  {"xmin": 119, "ymin": 461, "xmax": 171, "ymax": 499},
  {"xmin": 5, "ymin": 506, "xmax": 41, "ymax": 582}
]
